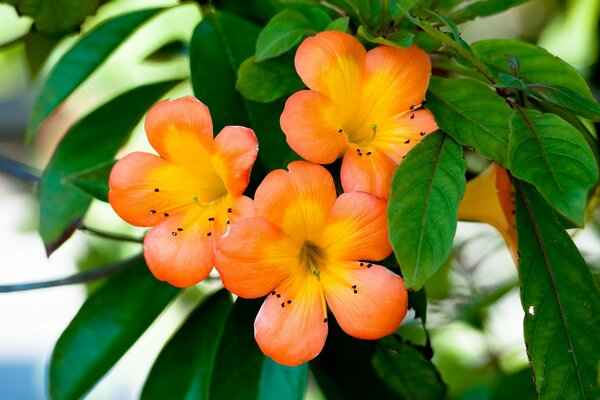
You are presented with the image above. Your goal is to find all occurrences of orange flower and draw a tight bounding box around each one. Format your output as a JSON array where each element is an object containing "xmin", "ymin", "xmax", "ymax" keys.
[
  {"xmin": 280, "ymin": 31, "xmax": 438, "ymax": 199},
  {"xmin": 458, "ymin": 163, "xmax": 518, "ymax": 262},
  {"xmin": 215, "ymin": 161, "xmax": 408, "ymax": 366},
  {"xmin": 109, "ymin": 96, "xmax": 258, "ymax": 287}
]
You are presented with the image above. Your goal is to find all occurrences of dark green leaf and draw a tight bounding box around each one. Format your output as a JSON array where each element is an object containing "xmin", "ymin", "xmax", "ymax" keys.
[
  {"xmin": 145, "ymin": 40, "xmax": 188, "ymax": 62},
  {"xmin": 211, "ymin": 0, "xmax": 284, "ymax": 25},
  {"xmin": 67, "ymin": 160, "xmax": 115, "ymax": 203},
  {"xmin": 524, "ymin": 84, "xmax": 600, "ymax": 121},
  {"xmin": 427, "ymin": 76, "xmax": 513, "ymax": 166},
  {"xmin": 50, "ymin": 256, "xmax": 180, "ymax": 400},
  {"xmin": 508, "ymin": 108, "xmax": 598, "ymax": 226},
  {"xmin": 358, "ymin": 25, "xmax": 413, "ymax": 48},
  {"xmin": 39, "ymin": 80, "xmax": 180, "ymax": 255},
  {"xmin": 258, "ymin": 358, "xmax": 308, "ymax": 400},
  {"xmin": 515, "ymin": 181, "xmax": 600, "ymax": 399},
  {"xmin": 141, "ymin": 290, "xmax": 234, "ymax": 400},
  {"xmin": 489, "ymin": 368, "xmax": 536, "ymax": 400},
  {"xmin": 255, "ymin": 6, "xmax": 331, "ymax": 62},
  {"xmin": 325, "ymin": 16, "xmax": 350, "ymax": 32},
  {"xmin": 472, "ymin": 39, "xmax": 595, "ymax": 101},
  {"xmin": 372, "ymin": 336, "xmax": 446, "ymax": 399},
  {"xmin": 388, "ymin": 132, "xmax": 466, "ymax": 290},
  {"xmin": 4, "ymin": 0, "xmax": 105, "ymax": 35},
  {"xmin": 23, "ymin": 31, "xmax": 61, "ymax": 78},
  {"xmin": 28, "ymin": 8, "xmax": 165, "ymax": 141},
  {"xmin": 449, "ymin": 0, "xmax": 529, "ymax": 24},
  {"xmin": 237, "ymin": 55, "xmax": 304, "ymax": 103}
]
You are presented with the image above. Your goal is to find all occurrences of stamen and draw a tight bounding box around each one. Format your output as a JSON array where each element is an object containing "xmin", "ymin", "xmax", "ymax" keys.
[
  {"xmin": 177, "ymin": 228, "xmax": 183, "ymax": 231},
  {"xmin": 370, "ymin": 124, "xmax": 377, "ymax": 140},
  {"xmin": 227, "ymin": 208, "xmax": 233, "ymax": 213},
  {"xmin": 226, "ymin": 220, "xmax": 230, "ymax": 225},
  {"xmin": 271, "ymin": 290, "xmax": 276, "ymax": 295},
  {"xmin": 353, "ymin": 289, "xmax": 358, "ymax": 294},
  {"xmin": 192, "ymin": 194, "xmax": 199, "ymax": 203},
  {"xmin": 366, "ymin": 151, "xmax": 372, "ymax": 156},
  {"xmin": 207, "ymin": 232, "xmax": 212, "ymax": 236},
  {"xmin": 352, "ymin": 285, "xmax": 357, "ymax": 289},
  {"xmin": 404, "ymin": 139, "xmax": 411, "ymax": 144},
  {"xmin": 154, "ymin": 188, "xmax": 160, "ymax": 192},
  {"xmin": 323, "ymin": 318, "xmax": 328, "ymax": 323},
  {"xmin": 281, "ymin": 303, "xmax": 285, "ymax": 308},
  {"xmin": 287, "ymin": 300, "xmax": 292, "ymax": 304},
  {"xmin": 420, "ymin": 131, "xmax": 426, "ymax": 136},
  {"xmin": 276, "ymin": 294, "xmax": 281, "ymax": 298},
  {"xmin": 171, "ymin": 232, "xmax": 177, "ymax": 236},
  {"xmin": 163, "ymin": 212, "xmax": 170, "ymax": 217},
  {"xmin": 149, "ymin": 210, "xmax": 156, "ymax": 214},
  {"xmin": 338, "ymin": 128, "xmax": 343, "ymax": 133},
  {"xmin": 367, "ymin": 263, "xmax": 372, "ymax": 268},
  {"xmin": 409, "ymin": 104, "xmax": 415, "ymax": 110},
  {"xmin": 359, "ymin": 262, "xmax": 364, "ymax": 266},
  {"xmin": 410, "ymin": 113, "xmax": 415, "ymax": 119},
  {"xmin": 208, "ymin": 217, "xmax": 215, "ymax": 221}
]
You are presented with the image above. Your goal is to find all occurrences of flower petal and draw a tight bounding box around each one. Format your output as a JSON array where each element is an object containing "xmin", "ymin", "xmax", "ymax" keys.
[
  {"xmin": 216, "ymin": 216, "xmax": 298, "ymax": 298},
  {"xmin": 255, "ymin": 273, "xmax": 328, "ymax": 366},
  {"xmin": 143, "ymin": 208, "xmax": 214, "ymax": 287},
  {"xmin": 321, "ymin": 192, "xmax": 391, "ymax": 261},
  {"xmin": 254, "ymin": 161, "xmax": 337, "ymax": 242},
  {"xmin": 281, "ymin": 90, "xmax": 348, "ymax": 164},
  {"xmin": 212, "ymin": 126, "xmax": 258, "ymax": 196},
  {"xmin": 145, "ymin": 96, "xmax": 215, "ymax": 170},
  {"xmin": 340, "ymin": 147, "xmax": 397, "ymax": 199},
  {"xmin": 321, "ymin": 262, "xmax": 407, "ymax": 339},
  {"xmin": 108, "ymin": 152, "xmax": 199, "ymax": 227},
  {"xmin": 295, "ymin": 31, "xmax": 365, "ymax": 107}
]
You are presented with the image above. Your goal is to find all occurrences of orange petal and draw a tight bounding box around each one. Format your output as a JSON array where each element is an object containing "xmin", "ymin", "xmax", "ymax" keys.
[
  {"xmin": 143, "ymin": 208, "xmax": 214, "ymax": 287},
  {"xmin": 340, "ymin": 147, "xmax": 397, "ymax": 199},
  {"xmin": 322, "ymin": 192, "xmax": 391, "ymax": 261},
  {"xmin": 216, "ymin": 216, "xmax": 298, "ymax": 298},
  {"xmin": 295, "ymin": 31, "xmax": 365, "ymax": 107},
  {"xmin": 361, "ymin": 45, "xmax": 431, "ymax": 119},
  {"xmin": 255, "ymin": 273, "xmax": 328, "ymax": 366},
  {"xmin": 281, "ymin": 90, "xmax": 348, "ymax": 164},
  {"xmin": 321, "ymin": 262, "xmax": 408, "ymax": 339},
  {"xmin": 458, "ymin": 164, "xmax": 518, "ymax": 262},
  {"xmin": 108, "ymin": 152, "xmax": 199, "ymax": 227},
  {"xmin": 254, "ymin": 161, "xmax": 337, "ymax": 242},
  {"xmin": 212, "ymin": 125, "xmax": 258, "ymax": 196},
  {"xmin": 144, "ymin": 96, "xmax": 214, "ymax": 170}
]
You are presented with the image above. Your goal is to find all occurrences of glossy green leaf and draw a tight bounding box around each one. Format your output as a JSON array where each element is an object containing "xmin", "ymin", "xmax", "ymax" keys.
[
  {"xmin": 357, "ymin": 26, "xmax": 413, "ymax": 48},
  {"xmin": 427, "ymin": 76, "xmax": 513, "ymax": 166},
  {"xmin": 258, "ymin": 358, "xmax": 308, "ymax": 400},
  {"xmin": 255, "ymin": 6, "xmax": 331, "ymax": 62},
  {"xmin": 67, "ymin": 160, "xmax": 115, "ymax": 203},
  {"xmin": 325, "ymin": 16, "xmax": 350, "ymax": 32},
  {"xmin": 449, "ymin": 0, "xmax": 529, "ymax": 24},
  {"xmin": 211, "ymin": 0, "xmax": 284, "ymax": 25},
  {"xmin": 190, "ymin": 11, "xmax": 296, "ymax": 171},
  {"xmin": 508, "ymin": 108, "xmax": 598, "ymax": 226},
  {"xmin": 372, "ymin": 336, "xmax": 446, "ymax": 399},
  {"xmin": 237, "ymin": 55, "xmax": 304, "ymax": 103},
  {"xmin": 472, "ymin": 39, "xmax": 595, "ymax": 101},
  {"xmin": 28, "ymin": 8, "xmax": 164, "ymax": 141},
  {"xmin": 524, "ymin": 84, "xmax": 600, "ymax": 121},
  {"xmin": 23, "ymin": 31, "xmax": 61, "ymax": 78},
  {"xmin": 141, "ymin": 290, "xmax": 234, "ymax": 400},
  {"xmin": 50, "ymin": 256, "xmax": 180, "ymax": 400},
  {"xmin": 39, "ymin": 80, "xmax": 180, "ymax": 255},
  {"xmin": 388, "ymin": 131, "xmax": 466, "ymax": 290},
  {"xmin": 515, "ymin": 181, "xmax": 600, "ymax": 399},
  {"xmin": 4, "ymin": 0, "xmax": 104, "ymax": 35}
]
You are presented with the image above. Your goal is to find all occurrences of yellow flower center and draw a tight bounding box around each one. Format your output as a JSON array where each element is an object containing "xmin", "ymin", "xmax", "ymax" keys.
[{"xmin": 298, "ymin": 241, "xmax": 328, "ymax": 280}]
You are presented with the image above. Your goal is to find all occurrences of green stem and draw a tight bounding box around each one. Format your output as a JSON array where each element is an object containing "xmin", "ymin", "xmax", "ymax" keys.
[
  {"xmin": 0, "ymin": 155, "xmax": 41, "ymax": 182},
  {"xmin": 79, "ymin": 225, "xmax": 143, "ymax": 244}
]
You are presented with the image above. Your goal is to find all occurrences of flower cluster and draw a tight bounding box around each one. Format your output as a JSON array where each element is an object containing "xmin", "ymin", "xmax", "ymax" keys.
[{"xmin": 109, "ymin": 31, "xmax": 436, "ymax": 366}]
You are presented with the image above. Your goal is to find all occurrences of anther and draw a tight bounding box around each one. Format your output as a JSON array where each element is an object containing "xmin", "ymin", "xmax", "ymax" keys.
[
  {"xmin": 149, "ymin": 210, "xmax": 156, "ymax": 214},
  {"xmin": 409, "ymin": 104, "xmax": 415, "ymax": 110},
  {"xmin": 410, "ymin": 114, "xmax": 415, "ymax": 119},
  {"xmin": 367, "ymin": 263, "xmax": 372, "ymax": 268},
  {"xmin": 177, "ymin": 228, "xmax": 183, "ymax": 231},
  {"xmin": 366, "ymin": 151, "xmax": 372, "ymax": 156},
  {"xmin": 207, "ymin": 232, "xmax": 212, "ymax": 236},
  {"xmin": 404, "ymin": 139, "xmax": 411, "ymax": 144},
  {"xmin": 323, "ymin": 318, "xmax": 328, "ymax": 323},
  {"xmin": 402, "ymin": 155, "xmax": 406, "ymax": 159},
  {"xmin": 287, "ymin": 300, "xmax": 292, "ymax": 304},
  {"xmin": 164, "ymin": 212, "xmax": 170, "ymax": 217},
  {"xmin": 281, "ymin": 303, "xmax": 285, "ymax": 308},
  {"xmin": 227, "ymin": 208, "xmax": 233, "ymax": 213},
  {"xmin": 420, "ymin": 131, "xmax": 426, "ymax": 136},
  {"xmin": 352, "ymin": 285, "xmax": 357, "ymax": 289},
  {"xmin": 208, "ymin": 217, "xmax": 215, "ymax": 221},
  {"xmin": 171, "ymin": 232, "xmax": 177, "ymax": 236},
  {"xmin": 338, "ymin": 128, "xmax": 343, "ymax": 133},
  {"xmin": 276, "ymin": 294, "xmax": 281, "ymax": 298},
  {"xmin": 154, "ymin": 188, "xmax": 160, "ymax": 192},
  {"xmin": 353, "ymin": 289, "xmax": 358, "ymax": 294},
  {"xmin": 271, "ymin": 290, "xmax": 276, "ymax": 295},
  {"xmin": 358, "ymin": 152, "xmax": 363, "ymax": 157},
  {"xmin": 226, "ymin": 220, "xmax": 230, "ymax": 225},
  {"xmin": 356, "ymin": 148, "xmax": 361, "ymax": 152},
  {"xmin": 360, "ymin": 262, "xmax": 364, "ymax": 266}
]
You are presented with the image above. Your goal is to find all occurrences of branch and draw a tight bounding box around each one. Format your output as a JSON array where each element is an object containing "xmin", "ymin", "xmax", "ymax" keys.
[
  {"xmin": 79, "ymin": 225, "xmax": 143, "ymax": 244},
  {"xmin": 0, "ymin": 155, "xmax": 41, "ymax": 182}
]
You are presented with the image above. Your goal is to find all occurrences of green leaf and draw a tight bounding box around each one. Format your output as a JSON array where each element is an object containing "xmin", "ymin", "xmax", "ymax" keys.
[
  {"xmin": 4, "ymin": 0, "xmax": 105, "ymax": 35},
  {"xmin": 190, "ymin": 11, "xmax": 296, "ymax": 171},
  {"xmin": 50, "ymin": 256, "xmax": 180, "ymax": 400},
  {"xmin": 211, "ymin": 0, "xmax": 284, "ymax": 25},
  {"xmin": 524, "ymin": 84, "xmax": 600, "ymax": 121},
  {"xmin": 27, "ymin": 7, "xmax": 165, "ymax": 141},
  {"xmin": 388, "ymin": 131, "xmax": 466, "ymax": 290},
  {"xmin": 67, "ymin": 160, "xmax": 115, "ymax": 203},
  {"xmin": 515, "ymin": 181, "xmax": 600, "ymax": 399},
  {"xmin": 472, "ymin": 39, "xmax": 595, "ymax": 101},
  {"xmin": 325, "ymin": 16, "xmax": 350, "ymax": 32},
  {"xmin": 427, "ymin": 76, "xmax": 513, "ymax": 166},
  {"xmin": 258, "ymin": 358, "xmax": 308, "ymax": 400},
  {"xmin": 508, "ymin": 108, "xmax": 598, "ymax": 226},
  {"xmin": 237, "ymin": 55, "xmax": 304, "ymax": 103},
  {"xmin": 39, "ymin": 80, "xmax": 180, "ymax": 255},
  {"xmin": 255, "ymin": 6, "xmax": 331, "ymax": 62},
  {"xmin": 372, "ymin": 336, "xmax": 446, "ymax": 399},
  {"xmin": 141, "ymin": 290, "xmax": 234, "ymax": 400},
  {"xmin": 358, "ymin": 25, "xmax": 413, "ymax": 48},
  {"xmin": 449, "ymin": 0, "xmax": 529, "ymax": 24}
]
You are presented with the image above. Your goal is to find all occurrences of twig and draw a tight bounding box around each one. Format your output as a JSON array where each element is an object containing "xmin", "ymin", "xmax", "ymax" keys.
[
  {"xmin": 0, "ymin": 155, "xmax": 41, "ymax": 182},
  {"xmin": 79, "ymin": 225, "xmax": 144, "ymax": 244}
]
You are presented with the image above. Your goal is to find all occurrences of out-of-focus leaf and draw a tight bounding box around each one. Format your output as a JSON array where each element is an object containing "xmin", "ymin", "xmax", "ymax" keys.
[
  {"xmin": 388, "ymin": 132, "xmax": 466, "ymax": 290},
  {"xmin": 145, "ymin": 40, "xmax": 188, "ymax": 62},
  {"xmin": 489, "ymin": 368, "xmax": 536, "ymax": 400},
  {"xmin": 515, "ymin": 181, "xmax": 600, "ymax": 399},
  {"xmin": 39, "ymin": 80, "xmax": 180, "ymax": 255},
  {"xmin": 190, "ymin": 11, "xmax": 296, "ymax": 171},
  {"xmin": 472, "ymin": 39, "xmax": 595, "ymax": 101},
  {"xmin": 372, "ymin": 336, "xmax": 446, "ymax": 399},
  {"xmin": 255, "ymin": 6, "xmax": 331, "ymax": 62},
  {"xmin": 23, "ymin": 32, "xmax": 61, "ymax": 78},
  {"xmin": 141, "ymin": 290, "xmax": 234, "ymax": 400},
  {"xmin": 258, "ymin": 358, "xmax": 308, "ymax": 400},
  {"xmin": 28, "ymin": 8, "xmax": 165, "ymax": 141},
  {"xmin": 524, "ymin": 84, "xmax": 600, "ymax": 121},
  {"xmin": 508, "ymin": 108, "xmax": 598, "ymax": 226},
  {"xmin": 50, "ymin": 256, "xmax": 180, "ymax": 400},
  {"xmin": 427, "ymin": 76, "xmax": 512, "ymax": 166},
  {"xmin": 67, "ymin": 160, "xmax": 115, "ymax": 203},
  {"xmin": 211, "ymin": 0, "xmax": 284, "ymax": 25},
  {"xmin": 449, "ymin": 0, "xmax": 529, "ymax": 24},
  {"xmin": 3, "ymin": 0, "xmax": 105, "ymax": 35},
  {"xmin": 325, "ymin": 16, "xmax": 349, "ymax": 32},
  {"xmin": 358, "ymin": 25, "xmax": 413, "ymax": 48},
  {"xmin": 237, "ymin": 55, "xmax": 304, "ymax": 103}
]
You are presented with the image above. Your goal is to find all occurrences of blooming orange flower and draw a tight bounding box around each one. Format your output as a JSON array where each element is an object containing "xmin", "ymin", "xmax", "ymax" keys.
[
  {"xmin": 109, "ymin": 96, "xmax": 258, "ymax": 287},
  {"xmin": 280, "ymin": 31, "xmax": 438, "ymax": 199},
  {"xmin": 458, "ymin": 163, "xmax": 518, "ymax": 262},
  {"xmin": 215, "ymin": 161, "xmax": 408, "ymax": 366}
]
